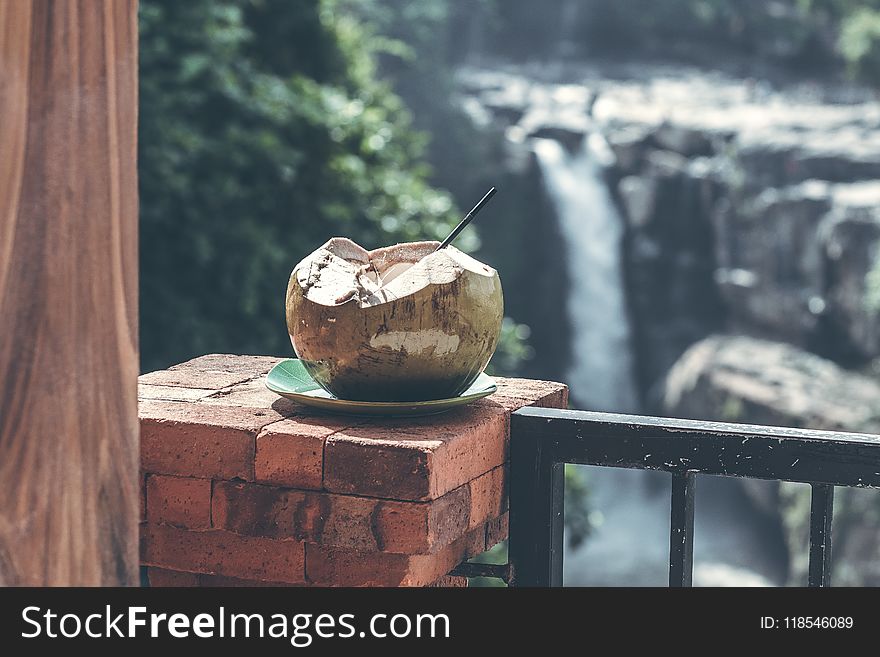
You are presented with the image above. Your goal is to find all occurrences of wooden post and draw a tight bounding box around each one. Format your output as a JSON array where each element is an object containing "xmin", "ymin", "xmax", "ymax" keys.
[{"xmin": 0, "ymin": 0, "xmax": 139, "ymax": 585}]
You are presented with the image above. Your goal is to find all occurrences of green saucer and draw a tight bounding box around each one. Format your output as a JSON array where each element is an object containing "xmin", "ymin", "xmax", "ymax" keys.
[{"xmin": 265, "ymin": 359, "xmax": 497, "ymax": 417}]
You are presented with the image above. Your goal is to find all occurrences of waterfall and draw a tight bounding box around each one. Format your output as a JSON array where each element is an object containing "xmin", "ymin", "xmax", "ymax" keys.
[
  {"xmin": 532, "ymin": 134, "xmax": 787, "ymax": 586},
  {"xmin": 532, "ymin": 136, "xmax": 638, "ymax": 412}
]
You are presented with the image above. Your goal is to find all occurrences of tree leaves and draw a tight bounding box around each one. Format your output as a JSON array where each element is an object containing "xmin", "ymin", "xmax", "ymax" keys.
[{"xmin": 139, "ymin": 0, "xmax": 460, "ymax": 371}]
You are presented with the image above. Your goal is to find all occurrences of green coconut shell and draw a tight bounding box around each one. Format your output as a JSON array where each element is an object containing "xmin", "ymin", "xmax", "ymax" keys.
[{"xmin": 286, "ymin": 238, "xmax": 503, "ymax": 402}]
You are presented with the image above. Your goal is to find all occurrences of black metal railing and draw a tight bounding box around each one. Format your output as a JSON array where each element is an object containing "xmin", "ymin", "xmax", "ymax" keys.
[{"xmin": 454, "ymin": 407, "xmax": 880, "ymax": 587}]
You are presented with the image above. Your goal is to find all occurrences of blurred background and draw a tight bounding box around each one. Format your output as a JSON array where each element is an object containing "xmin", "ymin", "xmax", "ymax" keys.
[{"xmin": 139, "ymin": 0, "xmax": 880, "ymax": 586}]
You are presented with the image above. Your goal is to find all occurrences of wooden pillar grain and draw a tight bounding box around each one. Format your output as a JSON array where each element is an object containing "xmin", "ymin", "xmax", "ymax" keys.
[{"xmin": 0, "ymin": 0, "xmax": 139, "ymax": 585}]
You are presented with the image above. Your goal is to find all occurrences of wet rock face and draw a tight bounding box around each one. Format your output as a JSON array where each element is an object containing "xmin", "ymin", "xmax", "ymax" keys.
[
  {"xmin": 619, "ymin": 149, "xmax": 726, "ymax": 402},
  {"xmin": 663, "ymin": 335, "xmax": 880, "ymax": 433},
  {"xmin": 713, "ymin": 181, "xmax": 880, "ymax": 363},
  {"xmin": 820, "ymin": 200, "xmax": 880, "ymax": 361},
  {"xmin": 457, "ymin": 64, "xmax": 880, "ymax": 395},
  {"xmin": 713, "ymin": 182, "xmax": 831, "ymax": 347},
  {"xmin": 588, "ymin": 70, "xmax": 880, "ymax": 385}
]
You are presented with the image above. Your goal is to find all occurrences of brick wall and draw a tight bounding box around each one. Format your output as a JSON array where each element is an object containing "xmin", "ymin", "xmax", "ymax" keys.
[{"xmin": 139, "ymin": 355, "xmax": 567, "ymax": 586}]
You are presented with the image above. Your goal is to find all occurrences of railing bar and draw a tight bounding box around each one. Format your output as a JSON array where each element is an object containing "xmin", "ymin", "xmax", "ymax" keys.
[
  {"xmin": 808, "ymin": 484, "xmax": 834, "ymax": 587},
  {"xmin": 508, "ymin": 424, "xmax": 564, "ymax": 587},
  {"xmin": 514, "ymin": 426, "xmax": 880, "ymax": 489},
  {"xmin": 509, "ymin": 410, "xmax": 869, "ymax": 589},
  {"xmin": 512, "ymin": 408, "xmax": 880, "ymax": 490},
  {"xmin": 669, "ymin": 472, "xmax": 696, "ymax": 588},
  {"xmin": 549, "ymin": 462, "xmax": 564, "ymax": 586},
  {"xmin": 514, "ymin": 406, "xmax": 880, "ymax": 446}
]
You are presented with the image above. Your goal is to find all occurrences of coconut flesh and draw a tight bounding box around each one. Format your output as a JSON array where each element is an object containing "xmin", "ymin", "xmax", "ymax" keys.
[{"xmin": 286, "ymin": 237, "xmax": 503, "ymax": 402}]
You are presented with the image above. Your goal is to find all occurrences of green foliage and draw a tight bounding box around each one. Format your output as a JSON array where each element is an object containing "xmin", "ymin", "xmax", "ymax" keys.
[
  {"xmin": 487, "ymin": 318, "xmax": 535, "ymax": 377},
  {"xmin": 563, "ymin": 465, "xmax": 594, "ymax": 549},
  {"xmin": 865, "ymin": 249, "xmax": 880, "ymax": 315},
  {"xmin": 466, "ymin": 541, "xmax": 508, "ymax": 588},
  {"xmin": 720, "ymin": 395, "xmax": 745, "ymax": 422},
  {"xmin": 840, "ymin": 7, "xmax": 880, "ymax": 81},
  {"xmin": 336, "ymin": 0, "xmax": 499, "ymax": 202},
  {"xmin": 139, "ymin": 0, "xmax": 496, "ymax": 371},
  {"xmin": 799, "ymin": 0, "xmax": 880, "ymax": 83}
]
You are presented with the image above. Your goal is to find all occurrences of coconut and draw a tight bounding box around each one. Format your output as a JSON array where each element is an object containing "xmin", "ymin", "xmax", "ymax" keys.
[{"xmin": 286, "ymin": 237, "xmax": 503, "ymax": 401}]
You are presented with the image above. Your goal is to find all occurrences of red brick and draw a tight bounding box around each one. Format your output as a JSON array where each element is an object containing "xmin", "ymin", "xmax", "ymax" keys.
[
  {"xmin": 147, "ymin": 567, "xmax": 200, "ymax": 587},
  {"xmin": 139, "ymin": 471, "xmax": 147, "ymax": 522},
  {"xmin": 486, "ymin": 512, "xmax": 509, "ymax": 549},
  {"xmin": 212, "ymin": 482, "xmax": 309, "ymax": 539},
  {"xmin": 365, "ymin": 498, "xmax": 434, "ymax": 554},
  {"xmin": 139, "ymin": 354, "xmax": 281, "ymax": 390},
  {"xmin": 146, "ymin": 567, "xmax": 294, "ymax": 587},
  {"xmin": 489, "ymin": 378, "xmax": 569, "ymax": 411},
  {"xmin": 253, "ymin": 416, "xmax": 354, "ymax": 489},
  {"xmin": 138, "ymin": 384, "xmax": 217, "ymax": 402},
  {"xmin": 305, "ymin": 524, "xmax": 487, "ymax": 586},
  {"xmin": 324, "ymin": 403, "xmax": 508, "ymax": 500},
  {"xmin": 140, "ymin": 400, "xmax": 286, "ymax": 479},
  {"xmin": 141, "ymin": 524, "xmax": 305, "ymax": 584},
  {"xmin": 430, "ymin": 402, "xmax": 509, "ymax": 500},
  {"xmin": 146, "ymin": 475, "xmax": 211, "ymax": 529},
  {"xmin": 324, "ymin": 437, "xmax": 433, "ymax": 499},
  {"xmin": 202, "ymin": 376, "xmax": 294, "ymax": 410},
  {"xmin": 412, "ymin": 485, "xmax": 470, "ymax": 553},
  {"xmin": 467, "ymin": 466, "xmax": 506, "ymax": 531},
  {"xmin": 428, "ymin": 575, "xmax": 468, "ymax": 588},
  {"xmin": 309, "ymin": 495, "xmax": 435, "ymax": 553},
  {"xmin": 212, "ymin": 481, "xmax": 471, "ymax": 554},
  {"xmin": 197, "ymin": 573, "xmax": 296, "ymax": 587}
]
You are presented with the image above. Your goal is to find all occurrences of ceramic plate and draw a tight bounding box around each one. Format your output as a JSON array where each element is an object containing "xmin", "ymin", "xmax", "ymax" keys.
[{"xmin": 265, "ymin": 358, "xmax": 497, "ymax": 417}]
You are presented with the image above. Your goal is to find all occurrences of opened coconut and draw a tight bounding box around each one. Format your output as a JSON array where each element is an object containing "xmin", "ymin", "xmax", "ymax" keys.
[{"xmin": 286, "ymin": 238, "xmax": 503, "ymax": 401}]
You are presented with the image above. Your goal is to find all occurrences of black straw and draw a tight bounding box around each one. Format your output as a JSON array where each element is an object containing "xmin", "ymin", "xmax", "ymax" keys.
[{"xmin": 436, "ymin": 187, "xmax": 497, "ymax": 251}]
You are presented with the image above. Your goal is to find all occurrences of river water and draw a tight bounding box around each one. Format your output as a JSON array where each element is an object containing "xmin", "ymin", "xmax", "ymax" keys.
[{"xmin": 532, "ymin": 136, "xmax": 638, "ymax": 412}]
